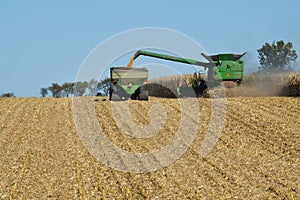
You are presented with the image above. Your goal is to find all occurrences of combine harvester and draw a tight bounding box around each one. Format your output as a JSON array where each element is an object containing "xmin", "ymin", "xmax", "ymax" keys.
[{"xmin": 109, "ymin": 50, "xmax": 246, "ymax": 101}]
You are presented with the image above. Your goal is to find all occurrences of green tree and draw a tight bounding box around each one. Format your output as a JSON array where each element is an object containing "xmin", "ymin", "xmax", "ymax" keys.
[
  {"xmin": 87, "ymin": 79, "xmax": 98, "ymax": 96},
  {"xmin": 1, "ymin": 92, "xmax": 15, "ymax": 97},
  {"xmin": 40, "ymin": 87, "xmax": 48, "ymax": 97},
  {"xmin": 74, "ymin": 81, "xmax": 88, "ymax": 96},
  {"xmin": 97, "ymin": 78, "xmax": 111, "ymax": 96},
  {"xmin": 61, "ymin": 82, "xmax": 74, "ymax": 97},
  {"xmin": 48, "ymin": 83, "xmax": 62, "ymax": 98},
  {"xmin": 257, "ymin": 40, "xmax": 297, "ymax": 74}
]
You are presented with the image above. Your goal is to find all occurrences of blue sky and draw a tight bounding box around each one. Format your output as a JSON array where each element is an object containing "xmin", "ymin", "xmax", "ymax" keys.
[{"xmin": 1, "ymin": 0, "xmax": 300, "ymax": 97}]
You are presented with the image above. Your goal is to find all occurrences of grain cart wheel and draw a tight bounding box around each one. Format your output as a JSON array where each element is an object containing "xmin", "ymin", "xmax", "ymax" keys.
[
  {"xmin": 109, "ymin": 84, "xmax": 127, "ymax": 101},
  {"xmin": 110, "ymin": 93, "xmax": 121, "ymax": 101}
]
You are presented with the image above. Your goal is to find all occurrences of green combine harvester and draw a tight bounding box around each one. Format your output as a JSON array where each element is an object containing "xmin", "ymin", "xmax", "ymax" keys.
[{"xmin": 109, "ymin": 50, "xmax": 246, "ymax": 100}]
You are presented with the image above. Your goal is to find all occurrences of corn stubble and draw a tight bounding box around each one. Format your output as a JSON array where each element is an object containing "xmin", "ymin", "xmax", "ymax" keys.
[
  {"xmin": 149, "ymin": 72, "xmax": 300, "ymax": 98},
  {"xmin": 0, "ymin": 96, "xmax": 299, "ymax": 199}
]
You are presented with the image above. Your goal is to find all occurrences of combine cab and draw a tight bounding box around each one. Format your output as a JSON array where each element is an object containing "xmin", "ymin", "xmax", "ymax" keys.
[{"xmin": 109, "ymin": 67, "xmax": 149, "ymax": 101}]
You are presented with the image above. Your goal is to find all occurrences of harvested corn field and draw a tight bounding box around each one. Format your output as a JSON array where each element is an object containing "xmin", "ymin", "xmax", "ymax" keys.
[{"xmin": 0, "ymin": 96, "xmax": 299, "ymax": 199}]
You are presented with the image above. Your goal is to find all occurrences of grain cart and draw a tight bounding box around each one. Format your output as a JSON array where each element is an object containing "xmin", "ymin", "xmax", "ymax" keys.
[{"xmin": 109, "ymin": 67, "xmax": 149, "ymax": 101}]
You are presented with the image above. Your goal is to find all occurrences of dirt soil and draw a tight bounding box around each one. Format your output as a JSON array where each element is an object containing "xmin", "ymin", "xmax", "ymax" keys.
[{"xmin": 0, "ymin": 96, "xmax": 299, "ymax": 199}]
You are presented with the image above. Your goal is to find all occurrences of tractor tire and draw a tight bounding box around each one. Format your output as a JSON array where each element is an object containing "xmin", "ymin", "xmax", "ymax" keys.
[
  {"xmin": 130, "ymin": 87, "xmax": 140, "ymax": 100},
  {"xmin": 138, "ymin": 90, "xmax": 149, "ymax": 101}
]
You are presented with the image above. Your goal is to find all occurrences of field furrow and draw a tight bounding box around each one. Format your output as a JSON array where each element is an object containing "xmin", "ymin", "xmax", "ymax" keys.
[{"xmin": 0, "ymin": 96, "xmax": 299, "ymax": 199}]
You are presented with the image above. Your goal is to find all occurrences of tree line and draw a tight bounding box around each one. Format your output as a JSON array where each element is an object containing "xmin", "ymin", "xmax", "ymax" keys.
[
  {"xmin": 1, "ymin": 92, "xmax": 15, "ymax": 97},
  {"xmin": 40, "ymin": 78, "xmax": 111, "ymax": 98}
]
